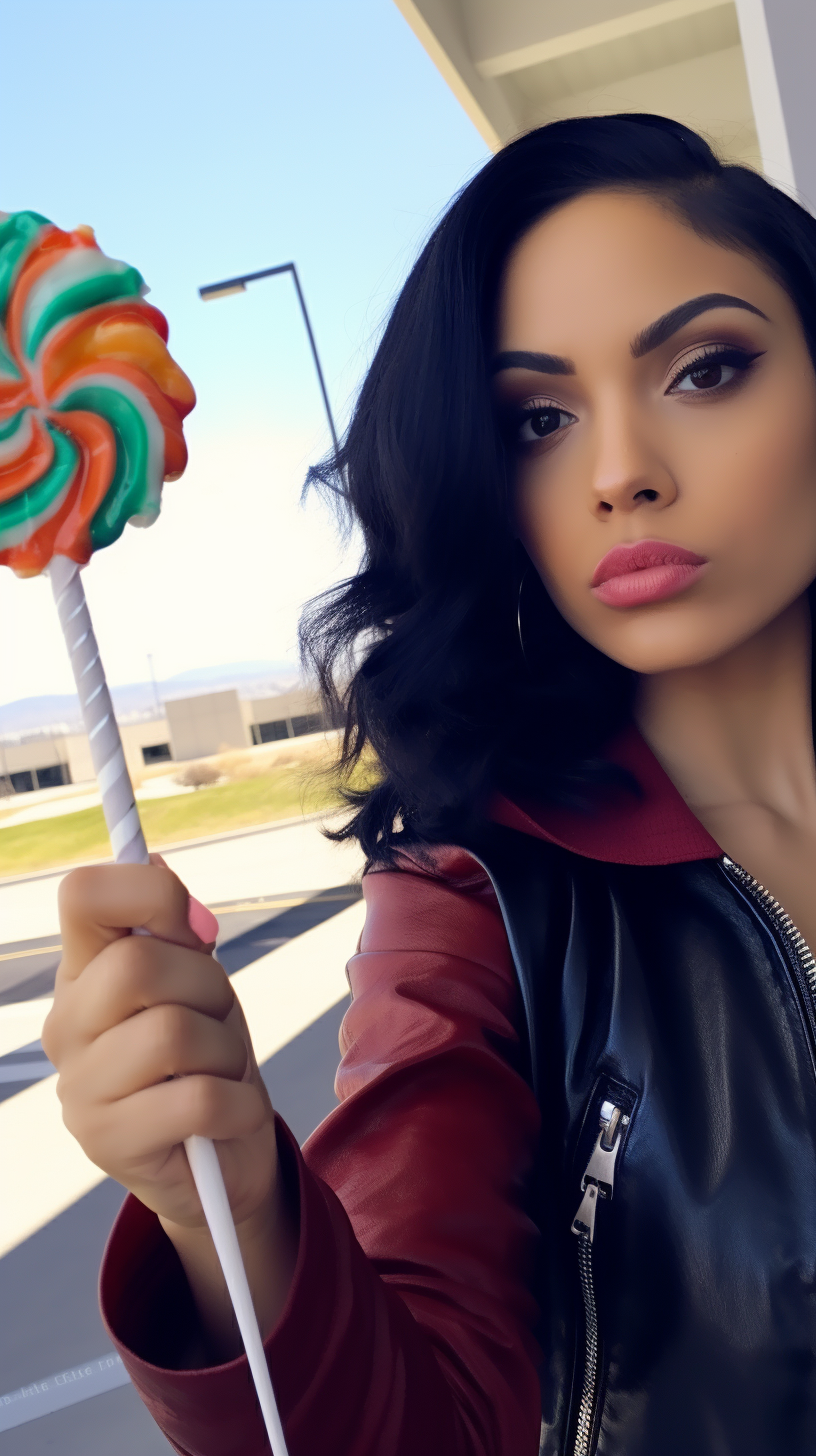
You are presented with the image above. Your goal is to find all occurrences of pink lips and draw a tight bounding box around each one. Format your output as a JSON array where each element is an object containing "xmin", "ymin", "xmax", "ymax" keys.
[{"xmin": 591, "ymin": 539, "xmax": 709, "ymax": 608}]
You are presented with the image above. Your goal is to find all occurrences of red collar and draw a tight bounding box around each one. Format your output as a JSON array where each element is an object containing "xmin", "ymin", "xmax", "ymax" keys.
[{"xmin": 491, "ymin": 726, "xmax": 721, "ymax": 867}]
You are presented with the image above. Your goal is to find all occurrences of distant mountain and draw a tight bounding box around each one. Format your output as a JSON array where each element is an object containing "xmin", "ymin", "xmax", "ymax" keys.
[
  {"xmin": 0, "ymin": 660, "xmax": 300, "ymax": 740},
  {"xmin": 161, "ymin": 661, "xmax": 298, "ymax": 700},
  {"xmin": 167, "ymin": 661, "xmax": 294, "ymax": 685},
  {"xmin": 0, "ymin": 694, "xmax": 83, "ymax": 738}
]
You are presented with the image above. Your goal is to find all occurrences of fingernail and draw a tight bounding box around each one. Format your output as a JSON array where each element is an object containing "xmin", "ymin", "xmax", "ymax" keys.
[{"xmin": 188, "ymin": 895, "xmax": 219, "ymax": 943}]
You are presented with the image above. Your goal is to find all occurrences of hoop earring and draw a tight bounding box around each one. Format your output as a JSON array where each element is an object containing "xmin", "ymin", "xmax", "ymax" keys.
[{"xmin": 517, "ymin": 565, "xmax": 532, "ymax": 668}]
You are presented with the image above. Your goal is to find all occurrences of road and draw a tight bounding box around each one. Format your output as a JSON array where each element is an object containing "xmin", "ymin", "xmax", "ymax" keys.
[{"xmin": 0, "ymin": 817, "xmax": 367, "ymax": 1452}]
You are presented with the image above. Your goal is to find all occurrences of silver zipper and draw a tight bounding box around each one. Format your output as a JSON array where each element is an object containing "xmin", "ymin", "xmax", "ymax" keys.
[
  {"xmin": 570, "ymin": 1100, "xmax": 629, "ymax": 1456},
  {"xmin": 564, "ymin": 858, "xmax": 813, "ymax": 1456},
  {"xmin": 720, "ymin": 855, "xmax": 816, "ymax": 1000}
]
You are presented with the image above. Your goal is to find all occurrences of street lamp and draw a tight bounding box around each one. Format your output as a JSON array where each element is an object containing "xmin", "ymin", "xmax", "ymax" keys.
[
  {"xmin": 199, "ymin": 263, "xmax": 339, "ymax": 458},
  {"xmin": 147, "ymin": 653, "xmax": 162, "ymax": 714}
]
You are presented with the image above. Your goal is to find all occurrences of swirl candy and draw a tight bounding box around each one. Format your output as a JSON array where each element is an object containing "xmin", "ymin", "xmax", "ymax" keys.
[
  {"xmin": 0, "ymin": 209, "xmax": 195, "ymax": 576},
  {"xmin": 2, "ymin": 208, "xmax": 290, "ymax": 1456}
]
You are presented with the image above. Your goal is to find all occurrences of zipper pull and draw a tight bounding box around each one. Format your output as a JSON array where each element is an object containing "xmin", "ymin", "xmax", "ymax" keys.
[{"xmin": 571, "ymin": 1100, "xmax": 629, "ymax": 1243}]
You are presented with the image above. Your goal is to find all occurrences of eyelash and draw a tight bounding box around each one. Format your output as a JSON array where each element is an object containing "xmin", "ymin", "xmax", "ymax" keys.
[
  {"xmin": 508, "ymin": 344, "xmax": 763, "ymax": 449},
  {"xmin": 665, "ymin": 343, "xmax": 763, "ymax": 394}
]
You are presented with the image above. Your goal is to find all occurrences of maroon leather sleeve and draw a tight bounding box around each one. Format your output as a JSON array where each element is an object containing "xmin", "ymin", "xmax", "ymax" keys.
[{"xmin": 99, "ymin": 849, "xmax": 543, "ymax": 1455}]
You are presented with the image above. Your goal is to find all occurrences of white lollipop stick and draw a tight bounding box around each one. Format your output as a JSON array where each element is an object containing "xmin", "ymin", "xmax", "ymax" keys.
[
  {"xmin": 49, "ymin": 554, "xmax": 289, "ymax": 1456},
  {"xmin": 185, "ymin": 1135, "xmax": 290, "ymax": 1452}
]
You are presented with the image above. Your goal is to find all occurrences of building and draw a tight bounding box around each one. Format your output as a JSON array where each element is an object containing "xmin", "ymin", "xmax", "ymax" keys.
[
  {"xmin": 394, "ymin": 1, "xmax": 814, "ymax": 206},
  {"xmin": 247, "ymin": 689, "xmax": 329, "ymax": 745},
  {"xmin": 0, "ymin": 686, "xmax": 331, "ymax": 796}
]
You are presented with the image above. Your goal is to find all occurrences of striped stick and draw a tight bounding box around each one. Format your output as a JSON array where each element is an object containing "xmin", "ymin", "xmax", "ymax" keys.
[
  {"xmin": 49, "ymin": 555, "xmax": 147, "ymax": 863},
  {"xmin": 48, "ymin": 554, "xmax": 290, "ymax": 1456}
]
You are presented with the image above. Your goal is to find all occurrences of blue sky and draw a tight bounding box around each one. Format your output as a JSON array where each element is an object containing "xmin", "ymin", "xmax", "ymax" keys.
[{"xmin": 1, "ymin": 0, "xmax": 488, "ymax": 702}]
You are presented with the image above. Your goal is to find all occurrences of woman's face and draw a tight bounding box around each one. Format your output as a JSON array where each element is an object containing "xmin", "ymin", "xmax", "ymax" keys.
[{"xmin": 495, "ymin": 190, "xmax": 816, "ymax": 673}]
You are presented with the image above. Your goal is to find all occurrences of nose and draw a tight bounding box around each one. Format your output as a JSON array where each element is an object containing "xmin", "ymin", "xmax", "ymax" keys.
[{"xmin": 589, "ymin": 404, "xmax": 677, "ymax": 518}]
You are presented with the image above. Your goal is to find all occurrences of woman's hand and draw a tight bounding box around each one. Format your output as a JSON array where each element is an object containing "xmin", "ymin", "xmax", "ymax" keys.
[{"xmin": 42, "ymin": 860, "xmax": 297, "ymax": 1357}]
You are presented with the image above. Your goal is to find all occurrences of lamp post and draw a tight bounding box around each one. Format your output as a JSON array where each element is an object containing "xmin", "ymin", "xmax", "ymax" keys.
[
  {"xmin": 147, "ymin": 653, "xmax": 161, "ymax": 714},
  {"xmin": 199, "ymin": 263, "xmax": 339, "ymax": 457}
]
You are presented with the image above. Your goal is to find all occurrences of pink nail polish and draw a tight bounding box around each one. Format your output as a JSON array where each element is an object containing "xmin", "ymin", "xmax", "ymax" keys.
[{"xmin": 188, "ymin": 895, "xmax": 219, "ymax": 943}]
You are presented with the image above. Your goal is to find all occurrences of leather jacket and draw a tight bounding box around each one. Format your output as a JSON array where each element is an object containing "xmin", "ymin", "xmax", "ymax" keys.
[
  {"xmin": 101, "ymin": 728, "xmax": 816, "ymax": 1456},
  {"xmin": 466, "ymin": 823, "xmax": 816, "ymax": 1455}
]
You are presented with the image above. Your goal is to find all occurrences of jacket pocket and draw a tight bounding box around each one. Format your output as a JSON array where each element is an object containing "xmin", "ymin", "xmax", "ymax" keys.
[{"xmin": 568, "ymin": 1077, "xmax": 638, "ymax": 1456}]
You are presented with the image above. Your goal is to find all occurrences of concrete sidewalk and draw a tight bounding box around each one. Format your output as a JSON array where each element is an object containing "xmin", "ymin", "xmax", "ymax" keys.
[{"xmin": 0, "ymin": 815, "xmax": 366, "ymax": 945}]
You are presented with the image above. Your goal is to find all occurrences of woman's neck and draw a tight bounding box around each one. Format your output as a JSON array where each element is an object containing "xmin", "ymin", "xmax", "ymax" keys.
[{"xmin": 635, "ymin": 594, "xmax": 816, "ymax": 832}]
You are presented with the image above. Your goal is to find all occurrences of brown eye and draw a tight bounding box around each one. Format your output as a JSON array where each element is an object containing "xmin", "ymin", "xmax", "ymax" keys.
[
  {"xmin": 516, "ymin": 406, "xmax": 575, "ymax": 445},
  {"xmin": 530, "ymin": 408, "xmax": 562, "ymax": 436},
  {"xmin": 680, "ymin": 361, "xmax": 733, "ymax": 391},
  {"xmin": 669, "ymin": 346, "xmax": 761, "ymax": 396}
]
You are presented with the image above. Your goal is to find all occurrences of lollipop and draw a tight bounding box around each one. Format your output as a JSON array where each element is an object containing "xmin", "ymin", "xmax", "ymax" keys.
[
  {"xmin": 1, "ymin": 211, "xmax": 289, "ymax": 1455},
  {"xmin": 0, "ymin": 209, "xmax": 194, "ymax": 576}
]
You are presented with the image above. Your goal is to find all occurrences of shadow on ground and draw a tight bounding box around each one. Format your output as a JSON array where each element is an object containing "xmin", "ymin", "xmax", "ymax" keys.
[{"xmin": 0, "ymin": 998, "xmax": 349, "ymax": 1454}]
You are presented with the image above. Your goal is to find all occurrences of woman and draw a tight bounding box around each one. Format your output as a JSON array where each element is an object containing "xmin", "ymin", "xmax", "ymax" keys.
[{"xmin": 44, "ymin": 114, "xmax": 816, "ymax": 1455}]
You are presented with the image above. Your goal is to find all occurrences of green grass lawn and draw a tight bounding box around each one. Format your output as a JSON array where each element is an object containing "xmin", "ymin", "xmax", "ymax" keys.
[{"xmin": 0, "ymin": 768, "xmax": 345, "ymax": 878}]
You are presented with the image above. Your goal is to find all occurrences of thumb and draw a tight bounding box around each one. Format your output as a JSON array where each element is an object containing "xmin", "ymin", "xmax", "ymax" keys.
[{"xmin": 57, "ymin": 861, "xmax": 216, "ymax": 981}]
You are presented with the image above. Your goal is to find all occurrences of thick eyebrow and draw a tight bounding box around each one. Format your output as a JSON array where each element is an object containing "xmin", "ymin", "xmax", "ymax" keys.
[
  {"xmin": 491, "ymin": 349, "xmax": 574, "ymax": 376},
  {"xmin": 631, "ymin": 292, "xmax": 768, "ymax": 357},
  {"xmin": 492, "ymin": 294, "xmax": 768, "ymax": 378}
]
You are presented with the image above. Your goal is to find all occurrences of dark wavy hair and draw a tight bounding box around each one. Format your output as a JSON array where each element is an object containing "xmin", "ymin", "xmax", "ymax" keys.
[{"xmin": 300, "ymin": 113, "xmax": 816, "ymax": 862}]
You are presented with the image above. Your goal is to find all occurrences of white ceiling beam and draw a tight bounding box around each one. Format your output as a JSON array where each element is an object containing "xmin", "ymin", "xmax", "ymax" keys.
[
  {"xmin": 392, "ymin": 0, "xmax": 521, "ymax": 150},
  {"xmin": 471, "ymin": 0, "xmax": 734, "ymax": 78},
  {"xmin": 391, "ymin": 0, "xmax": 761, "ymax": 163}
]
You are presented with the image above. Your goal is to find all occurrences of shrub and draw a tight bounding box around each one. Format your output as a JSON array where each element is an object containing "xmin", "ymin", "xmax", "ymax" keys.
[{"xmin": 174, "ymin": 761, "xmax": 222, "ymax": 790}]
